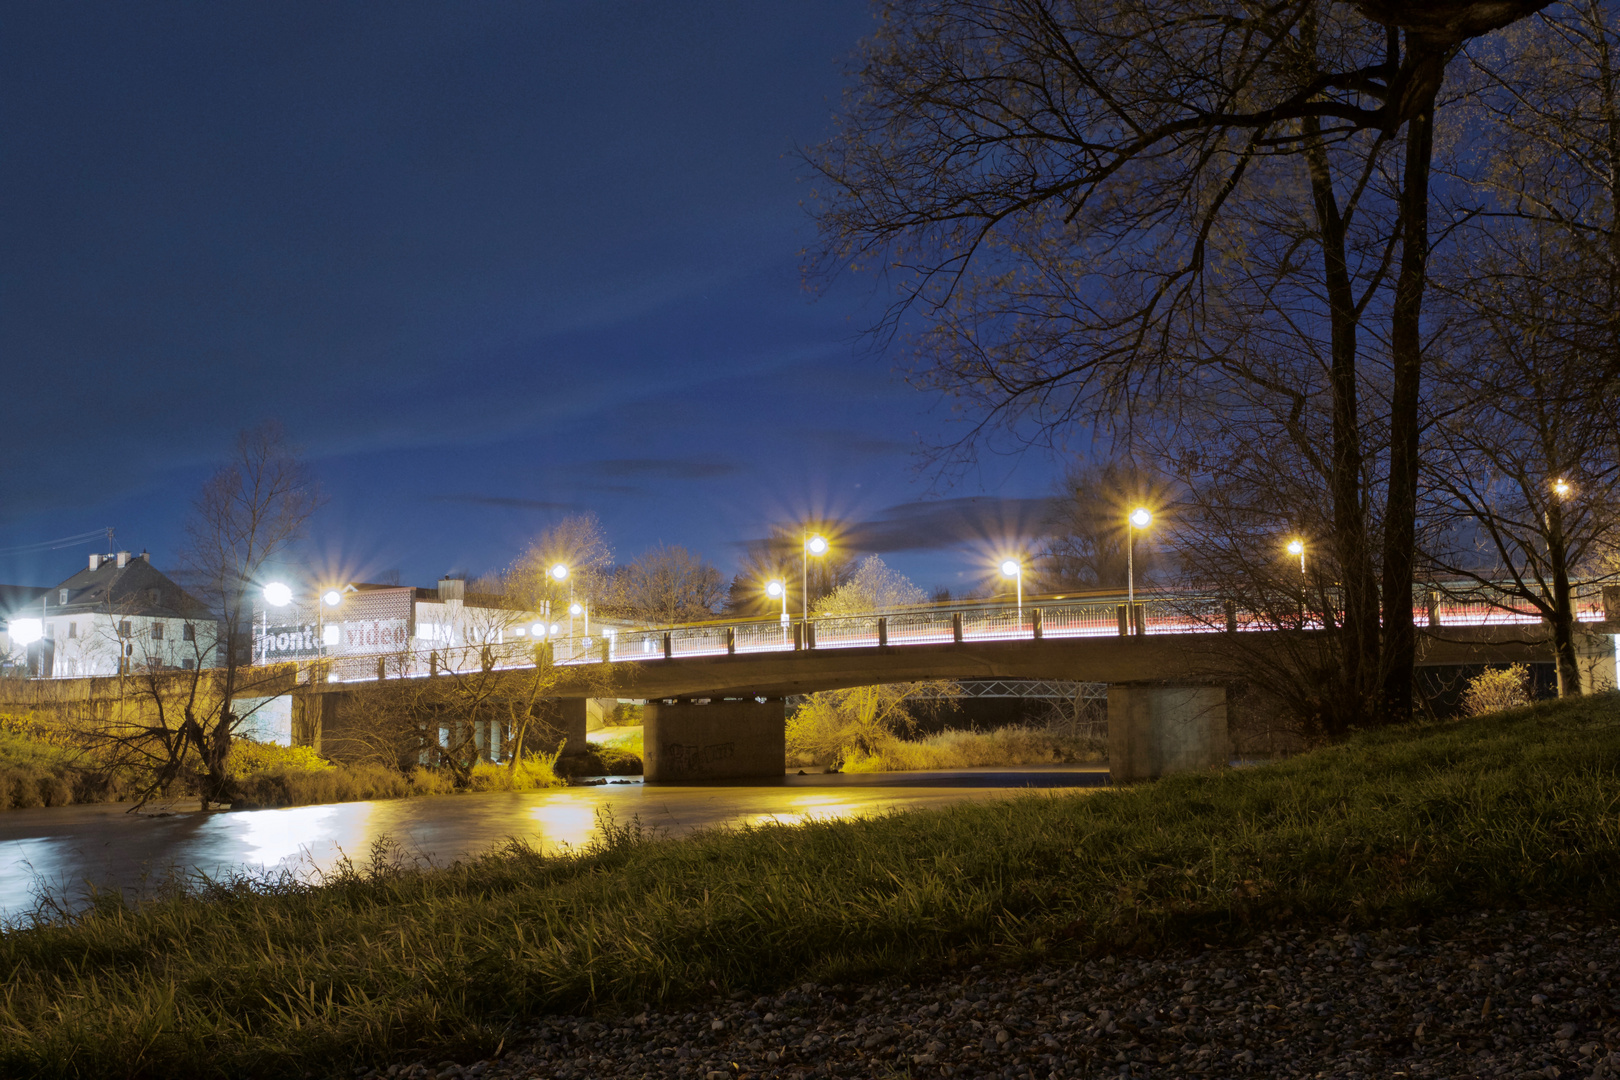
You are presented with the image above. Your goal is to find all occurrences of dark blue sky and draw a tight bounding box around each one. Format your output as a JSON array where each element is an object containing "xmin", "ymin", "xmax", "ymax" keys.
[{"xmin": 2, "ymin": 1, "xmax": 1063, "ymax": 595}]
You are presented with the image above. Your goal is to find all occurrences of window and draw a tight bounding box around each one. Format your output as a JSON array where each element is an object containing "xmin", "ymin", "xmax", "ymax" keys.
[
  {"xmin": 151, "ymin": 622, "xmax": 164, "ymax": 641},
  {"xmin": 148, "ymin": 589, "xmax": 161, "ymax": 605},
  {"xmin": 182, "ymin": 623, "xmax": 196, "ymax": 642},
  {"xmin": 68, "ymin": 622, "xmax": 77, "ymax": 639},
  {"xmin": 58, "ymin": 589, "xmax": 68, "ymax": 605},
  {"xmin": 118, "ymin": 620, "xmax": 130, "ymax": 638},
  {"xmin": 182, "ymin": 659, "xmax": 195, "ymax": 670}
]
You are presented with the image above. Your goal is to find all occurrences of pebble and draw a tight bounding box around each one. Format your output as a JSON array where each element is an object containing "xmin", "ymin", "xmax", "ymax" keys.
[{"xmin": 362, "ymin": 908, "xmax": 1620, "ymax": 1079}]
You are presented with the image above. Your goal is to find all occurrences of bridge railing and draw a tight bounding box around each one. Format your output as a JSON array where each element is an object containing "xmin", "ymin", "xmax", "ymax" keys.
[{"xmin": 254, "ymin": 580, "xmax": 1616, "ymax": 686}]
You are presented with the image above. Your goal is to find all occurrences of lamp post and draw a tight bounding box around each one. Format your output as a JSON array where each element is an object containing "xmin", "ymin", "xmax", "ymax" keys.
[
  {"xmin": 262, "ymin": 581, "xmax": 292, "ymax": 663},
  {"xmin": 1000, "ymin": 558, "xmax": 1023, "ymax": 623},
  {"xmin": 1127, "ymin": 508, "xmax": 1151, "ymax": 622},
  {"xmin": 802, "ymin": 533, "xmax": 827, "ymax": 628},
  {"xmin": 319, "ymin": 587, "xmax": 342, "ymax": 669},
  {"xmin": 550, "ymin": 563, "xmax": 569, "ymax": 657},
  {"xmin": 1286, "ymin": 539, "xmax": 1305, "ymax": 628},
  {"xmin": 767, "ymin": 579, "xmax": 788, "ymax": 646}
]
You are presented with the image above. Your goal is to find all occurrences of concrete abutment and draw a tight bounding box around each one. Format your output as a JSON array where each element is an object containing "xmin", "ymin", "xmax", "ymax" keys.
[
  {"xmin": 1107, "ymin": 684, "xmax": 1229, "ymax": 783},
  {"xmin": 643, "ymin": 698, "xmax": 786, "ymax": 783}
]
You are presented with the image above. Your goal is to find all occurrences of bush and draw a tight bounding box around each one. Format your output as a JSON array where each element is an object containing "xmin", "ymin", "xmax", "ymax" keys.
[
  {"xmin": 225, "ymin": 739, "xmax": 333, "ymax": 780},
  {"xmin": 1463, "ymin": 663, "xmax": 1534, "ymax": 716},
  {"xmin": 840, "ymin": 725, "xmax": 1106, "ymax": 772}
]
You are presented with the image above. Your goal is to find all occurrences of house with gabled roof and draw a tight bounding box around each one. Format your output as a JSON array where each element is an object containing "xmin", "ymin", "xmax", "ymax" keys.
[{"xmin": 30, "ymin": 550, "xmax": 221, "ymax": 677}]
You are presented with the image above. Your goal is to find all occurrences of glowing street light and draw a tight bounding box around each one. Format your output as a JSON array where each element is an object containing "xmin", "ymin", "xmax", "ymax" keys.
[
  {"xmin": 1000, "ymin": 558, "xmax": 1023, "ymax": 621},
  {"xmin": 322, "ymin": 589, "xmax": 342, "ymax": 607},
  {"xmin": 802, "ymin": 533, "xmax": 828, "ymax": 628},
  {"xmin": 1287, "ymin": 538, "xmax": 1305, "ymax": 574},
  {"xmin": 551, "ymin": 563, "xmax": 569, "ymax": 581},
  {"xmin": 9, "ymin": 618, "xmax": 42, "ymax": 647},
  {"xmin": 263, "ymin": 582, "xmax": 293, "ymax": 607},
  {"xmin": 1553, "ymin": 478, "xmax": 1572, "ymax": 499},
  {"xmin": 767, "ymin": 578, "xmax": 789, "ymax": 644},
  {"xmin": 1126, "ymin": 508, "xmax": 1151, "ymax": 624}
]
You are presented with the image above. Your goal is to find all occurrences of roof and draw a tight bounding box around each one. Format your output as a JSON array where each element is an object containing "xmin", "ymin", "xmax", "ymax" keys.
[{"xmin": 45, "ymin": 556, "xmax": 213, "ymax": 620}]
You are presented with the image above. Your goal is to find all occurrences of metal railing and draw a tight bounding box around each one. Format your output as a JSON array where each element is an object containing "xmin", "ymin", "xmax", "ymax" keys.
[{"xmin": 249, "ymin": 581, "xmax": 1616, "ymax": 687}]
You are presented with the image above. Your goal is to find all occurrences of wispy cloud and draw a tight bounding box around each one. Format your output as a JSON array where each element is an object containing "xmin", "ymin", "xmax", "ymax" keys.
[
  {"xmin": 430, "ymin": 494, "xmax": 585, "ymax": 512},
  {"xmin": 582, "ymin": 458, "xmax": 741, "ymax": 481}
]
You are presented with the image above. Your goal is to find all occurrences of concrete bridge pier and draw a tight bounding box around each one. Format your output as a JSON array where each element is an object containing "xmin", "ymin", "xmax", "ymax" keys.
[
  {"xmin": 644, "ymin": 698, "xmax": 786, "ymax": 783},
  {"xmin": 1107, "ymin": 684, "xmax": 1229, "ymax": 783}
]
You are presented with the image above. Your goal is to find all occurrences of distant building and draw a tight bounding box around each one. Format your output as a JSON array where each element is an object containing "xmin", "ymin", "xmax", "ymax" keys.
[{"xmin": 18, "ymin": 551, "xmax": 220, "ymax": 677}]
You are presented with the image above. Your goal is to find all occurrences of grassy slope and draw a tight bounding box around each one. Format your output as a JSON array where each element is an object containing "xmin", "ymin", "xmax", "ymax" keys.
[{"xmin": 4, "ymin": 696, "xmax": 1620, "ymax": 1078}]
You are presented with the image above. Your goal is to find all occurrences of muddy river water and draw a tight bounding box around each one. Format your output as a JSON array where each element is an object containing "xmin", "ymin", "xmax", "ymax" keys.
[{"xmin": 0, "ymin": 766, "xmax": 1107, "ymax": 922}]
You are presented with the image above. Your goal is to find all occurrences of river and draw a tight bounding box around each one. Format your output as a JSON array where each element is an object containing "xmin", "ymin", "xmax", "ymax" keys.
[{"xmin": 0, "ymin": 766, "xmax": 1107, "ymax": 923}]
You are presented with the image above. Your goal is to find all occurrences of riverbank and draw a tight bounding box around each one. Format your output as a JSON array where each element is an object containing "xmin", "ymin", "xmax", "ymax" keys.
[{"xmin": 3, "ymin": 695, "xmax": 1618, "ymax": 1078}]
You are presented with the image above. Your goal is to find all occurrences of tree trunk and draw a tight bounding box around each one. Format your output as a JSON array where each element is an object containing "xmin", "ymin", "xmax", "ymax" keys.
[
  {"xmin": 1546, "ymin": 500, "xmax": 1583, "ymax": 695},
  {"xmin": 1303, "ymin": 122, "xmax": 1380, "ymax": 736},
  {"xmin": 1382, "ymin": 69, "xmax": 1440, "ymax": 726}
]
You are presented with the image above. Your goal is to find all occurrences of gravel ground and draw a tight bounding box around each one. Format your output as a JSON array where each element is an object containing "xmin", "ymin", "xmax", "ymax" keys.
[{"xmin": 363, "ymin": 908, "xmax": 1620, "ymax": 1080}]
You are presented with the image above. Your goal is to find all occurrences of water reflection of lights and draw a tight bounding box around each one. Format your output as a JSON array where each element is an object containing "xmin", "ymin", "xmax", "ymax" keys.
[
  {"xmin": 233, "ymin": 803, "xmax": 371, "ymax": 874},
  {"xmin": 747, "ymin": 794, "xmax": 896, "ymax": 829},
  {"xmin": 529, "ymin": 799, "xmax": 602, "ymax": 851}
]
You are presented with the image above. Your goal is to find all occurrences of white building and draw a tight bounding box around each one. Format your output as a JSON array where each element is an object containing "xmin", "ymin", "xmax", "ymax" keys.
[{"xmin": 14, "ymin": 551, "xmax": 221, "ymax": 677}]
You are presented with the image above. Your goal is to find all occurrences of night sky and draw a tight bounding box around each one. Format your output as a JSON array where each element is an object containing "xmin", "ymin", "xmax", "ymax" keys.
[{"xmin": 2, "ymin": 2, "xmax": 1063, "ymax": 597}]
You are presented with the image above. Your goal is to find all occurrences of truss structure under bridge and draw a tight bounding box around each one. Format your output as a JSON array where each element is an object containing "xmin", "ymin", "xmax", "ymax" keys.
[{"xmin": 954, "ymin": 679, "xmax": 1105, "ymax": 700}]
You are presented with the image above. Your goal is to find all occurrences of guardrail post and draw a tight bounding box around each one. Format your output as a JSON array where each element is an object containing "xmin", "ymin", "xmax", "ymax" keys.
[
  {"xmin": 1426, "ymin": 592, "xmax": 1440, "ymax": 628},
  {"xmin": 726, "ymin": 627, "xmax": 736, "ymax": 655},
  {"xmin": 429, "ymin": 651, "xmax": 439, "ymax": 677},
  {"xmin": 1606, "ymin": 584, "xmax": 1620, "ymax": 623},
  {"xmin": 807, "ymin": 621, "xmax": 817, "ymax": 650},
  {"xmin": 1133, "ymin": 604, "xmax": 1147, "ymax": 637},
  {"xmin": 877, "ymin": 616, "xmax": 888, "ymax": 647},
  {"xmin": 662, "ymin": 632, "xmax": 672, "ymax": 660},
  {"xmin": 600, "ymin": 636, "xmax": 611, "ymax": 663},
  {"xmin": 794, "ymin": 623, "xmax": 803, "ymax": 650},
  {"xmin": 376, "ymin": 656, "xmax": 386, "ymax": 681},
  {"xmin": 1031, "ymin": 608, "xmax": 1043, "ymax": 640},
  {"xmin": 1116, "ymin": 605, "xmax": 1129, "ymax": 637},
  {"xmin": 1224, "ymin": 601, "xmax": 1237, "ymax": 633},
  {"xmin": 952, "ymin": 612, "xmax": 964, "ymax": 643}
]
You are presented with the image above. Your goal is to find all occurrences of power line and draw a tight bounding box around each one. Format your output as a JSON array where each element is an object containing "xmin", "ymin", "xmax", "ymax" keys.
[{"xmin": 0, "ymin": 528, "xmax": 113, "ymax": 556}]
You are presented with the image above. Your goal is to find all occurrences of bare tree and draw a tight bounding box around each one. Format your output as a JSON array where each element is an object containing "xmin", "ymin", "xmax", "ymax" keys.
[
  {"xmin": 810, "ymin": 0, "xmax": 1549, "ymax": 726},
  {"xmin": 91, "ymin": 424, "xmax": 320, "ymax": 806},
  {"xmin": 1038, "ymin": 459, "xmax": 1166, "ymax": 591},
  {"xmin": 1420, "ymin": 2, "xmax": 1620, "ymax": 694},
  {"xmin": 507, "ymin": 513, "xmax": 615, "ymax": 624},
  {"xmin": 611, "ymin": 544, "xmax": 726, "ymax": 625}
]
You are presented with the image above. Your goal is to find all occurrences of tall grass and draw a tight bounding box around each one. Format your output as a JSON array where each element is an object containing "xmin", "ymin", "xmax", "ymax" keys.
[
  {"xmin": 4, "ymin": 695, "xmax": 1620, "ymax": 1078},
  {"xmin": 840, "ymin": 724, "xmax": 1105, "ymax": 772}
]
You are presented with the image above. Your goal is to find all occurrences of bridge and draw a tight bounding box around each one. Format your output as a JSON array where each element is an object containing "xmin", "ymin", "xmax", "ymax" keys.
[{"xmin": 281, "ymin": 586, "xmax": 1620, "ymax": 785}]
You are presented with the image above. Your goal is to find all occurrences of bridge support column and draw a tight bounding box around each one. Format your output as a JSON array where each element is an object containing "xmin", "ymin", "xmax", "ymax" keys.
[
  {"xmin": 1107, "ymin": 685, "xmax": 1228, "ymax": 783},
  {"xmin": 1575, "ymin": 631, "xmax": 1618, "ymax": 694},
  {"xmin": 555, "ymin": 698, "xmax": 591, "ymax": 759},
  {"xmin": 644, "ymin": 698, "xmax": 786, "ymax": 783}
]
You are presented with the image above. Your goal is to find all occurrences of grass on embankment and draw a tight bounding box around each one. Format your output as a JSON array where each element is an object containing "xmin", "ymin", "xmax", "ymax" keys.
[
  {"xmin": 0, "ymin": 714, "xmax": 565, "ymax": 811},
  {"xmin": 839, "ymin": 723, "xmax": 1105, "ymax": 772},
  {"xmin": 5, "ymin": 695, "xmax": 1620, "ymax": 1079}
]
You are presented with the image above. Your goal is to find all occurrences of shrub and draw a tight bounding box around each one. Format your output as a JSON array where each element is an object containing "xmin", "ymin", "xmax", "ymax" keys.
[
  {"xmin": 1463, "ymin": 663, "xmax": 1533, "ymax": 716},
  {"xmin": 840, "ymin": 725, "xmax": 1106, "ymax": 772},
  {"xmin": 225, "ymin": 739, "xmax": 333, "ymax": 779}
]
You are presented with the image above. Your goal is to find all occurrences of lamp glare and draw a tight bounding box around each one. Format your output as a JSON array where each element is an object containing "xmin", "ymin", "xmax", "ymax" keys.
[
  {"xmin": 807, "ymin": 535, "xmax": 828, "ymax": 555},
  {"xmin": 1000, "ymin": 559, "xmax": 1020, "ymax": 578},
  {"xmin": 1129, "ymin": 507, "xmax": 1152, "ymax": 529},
  {"xmin": 551, "ymin": 563, "xmax": 569, "ymax": 581},
  {"xmin": 263, "ymin": 582, "xmax": 293, "ymax": 607}
]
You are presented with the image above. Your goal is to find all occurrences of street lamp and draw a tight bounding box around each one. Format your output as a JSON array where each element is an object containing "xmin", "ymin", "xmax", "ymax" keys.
[
  {"xmin": 767, "ymin": 579, "xmax": 788, "ymax": 645},
  {"xmin": 1000, "ymin": 558, "xmax": 1023, "ymax": 622},
  {"xmin": 1287, "ymin": 538, "xmax": 1305, "ymax": 574},
  {"xmin": 262, "ymin": 581, "xmax": 292, "ymax": 663},
  {"xmin": 1554, "ymin": 478, "xmax": 1572, "ymax": 499},
  {"xmin": 803, "ymin": 533, "xmax": 828, "ymax": 628},
  {"xmin": 1127, "ymin": 508, "xmax": 1151, "ymax": 620}
]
